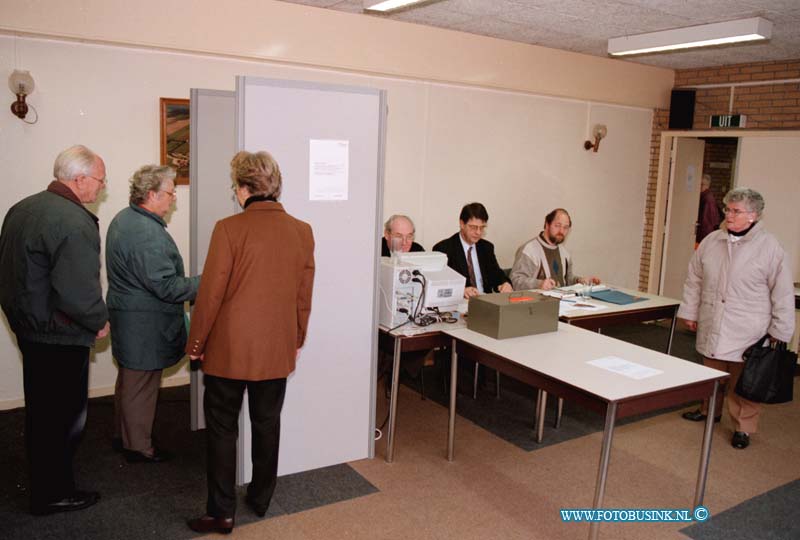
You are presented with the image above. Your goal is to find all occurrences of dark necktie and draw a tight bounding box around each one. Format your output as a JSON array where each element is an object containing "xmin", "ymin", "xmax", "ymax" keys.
[{"xmin": 466, "ymin": 246, "xmax": 477, "ymax": 289}]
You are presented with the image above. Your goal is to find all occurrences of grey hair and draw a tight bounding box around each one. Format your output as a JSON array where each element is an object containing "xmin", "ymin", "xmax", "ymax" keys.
[
  {"xmin": 701, "ymin": 174, "xmax": 712, "ymax": 188},
  {"xmin": 383, "ymin": 214, "xmax": 415, "ymax": 234},
  {"xmin": 723, "ymin": 187, "xmax": 765, "ymax": 219},
  {"xmin": 53, "ymin": 145, "xmax": 99, "ymax": 181},
  {"xmin": 129, "ymin": 165, "xmax": 176, "ymax": 205}
]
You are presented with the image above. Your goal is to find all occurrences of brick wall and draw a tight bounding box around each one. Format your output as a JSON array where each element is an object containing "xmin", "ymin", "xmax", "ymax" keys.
[
  {"xmin": 675, "ymin": 59, "xmax": 800, "ymax": 129},
  {"xmin": 638, "ymin": 108, "xmax": 669, "ymax": 291},
  {"xmin": 638, "ymin": 58, "xmax": 800, "ymax": 291}
]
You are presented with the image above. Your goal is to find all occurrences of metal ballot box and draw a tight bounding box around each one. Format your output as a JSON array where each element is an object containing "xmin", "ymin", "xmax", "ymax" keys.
[{"xmin": 467, "ymin": 291, "xmax": 558, "ymax": 339}]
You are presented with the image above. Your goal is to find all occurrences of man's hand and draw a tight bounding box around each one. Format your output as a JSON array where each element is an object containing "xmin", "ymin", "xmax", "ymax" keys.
[
  {"xmin": 464, "ymin": 286, "xmax": 480, "ymax": 299},
  {"xmin": 680, "ymin": 318, "xmax": 698, "ymax": 332},
  {"xmin": 540, "ymin": 278, "xmax": 556, "ymax": 291},
  {"xmin": 189, "ymin": 354, "xmax": 204, "ymax": 361},
  {"xmin": 96, "ymin": 322, "xmax": 110, "ymax": 339},
  {"xmin": 497, "ymin": 282, "xmax": 513, "ymax": 293}
]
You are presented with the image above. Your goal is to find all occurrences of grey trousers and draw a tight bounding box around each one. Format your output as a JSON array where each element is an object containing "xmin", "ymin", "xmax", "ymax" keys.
[{"xmin": 113, "ymin": 366, "xmax": 162, "ymax": 452}]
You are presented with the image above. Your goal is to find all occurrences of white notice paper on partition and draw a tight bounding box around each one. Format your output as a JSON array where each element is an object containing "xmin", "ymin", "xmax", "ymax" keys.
[
  {"xmin": 686, "ymin": 164, "xmax": 696, "ymax": 192},
  {"xmin": 309, "ymin": 139, "xmax": 349, "ymax": 201},
  {"xmin": 587, "ymin": 356, "xmax": 663, "ymax": 380}
]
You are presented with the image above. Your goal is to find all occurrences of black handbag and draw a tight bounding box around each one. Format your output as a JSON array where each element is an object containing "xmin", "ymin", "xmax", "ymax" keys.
[{"xmin": 734, "ymin": 335, "xmax": 797, "ymax": 404}]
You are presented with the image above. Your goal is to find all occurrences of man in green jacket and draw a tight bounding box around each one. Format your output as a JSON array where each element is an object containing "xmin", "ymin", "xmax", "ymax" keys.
[
  {"xmin": 0, "ymin": 145, "xmax": 110, "ymax": 515},
  {"xmin": 106, "ymin": 165, "xmax": 200, "ymax": 463}
]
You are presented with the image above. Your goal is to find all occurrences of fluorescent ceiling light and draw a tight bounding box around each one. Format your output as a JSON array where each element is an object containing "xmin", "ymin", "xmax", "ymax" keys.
[
  {"xmin": 364, "ymin": 0, "xmax": 430, "ymax": 13},
  {"xmin": 608, "ymin": 17, "xmax": 772, "ymax": 56}
]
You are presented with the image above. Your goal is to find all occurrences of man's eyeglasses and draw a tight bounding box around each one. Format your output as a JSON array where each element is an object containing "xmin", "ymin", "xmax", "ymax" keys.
[
  {"xmin": 84, "ymin": 174, "xmax": 107, "ymax": 186},
  {"xmin": 466, "ymin": 224, "xmax": 487, "ymax": 232},
  {"xmin": 160, "ymin": 189, "xmax": 177, "ymax": 198},
  {"xmin": 390, "ymin": 234, "xmax": 415, "ymax": 243},
  {"xmin": 723, "ymin": 207, "xmax": 751, "ymax": 216}
]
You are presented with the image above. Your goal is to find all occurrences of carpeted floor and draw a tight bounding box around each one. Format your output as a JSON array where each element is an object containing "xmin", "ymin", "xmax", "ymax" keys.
[
  {"xmin": 0, "ymin": 386, "xmax": 377, "ymax": 540},
  {"xmin": 2, "ymin": 322, "xmax": 798, "ymax": 540},
  {"xmin": 681, "ymin": 478, "xmax": 800, "ymax": 540}
]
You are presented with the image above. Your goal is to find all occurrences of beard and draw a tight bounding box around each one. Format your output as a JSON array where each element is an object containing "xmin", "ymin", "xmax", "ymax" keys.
[{"xmin": 546, "ymin": 232, "xmax": 564, "ymax": 245}]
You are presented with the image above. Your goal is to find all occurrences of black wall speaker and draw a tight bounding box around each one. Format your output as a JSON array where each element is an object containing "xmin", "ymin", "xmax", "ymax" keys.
[{"xmin": 669, "ymin": 89, "xmax": 696, "ymax": 129}]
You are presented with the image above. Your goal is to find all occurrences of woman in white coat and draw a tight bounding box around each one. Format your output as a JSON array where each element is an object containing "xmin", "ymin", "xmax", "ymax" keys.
[{"xmin": 677, "ymin": 187, "xmax": 795, "ymax": 450}]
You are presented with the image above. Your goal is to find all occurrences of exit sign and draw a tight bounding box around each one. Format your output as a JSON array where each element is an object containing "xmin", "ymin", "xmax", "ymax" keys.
[{"xmin": 710, "ymin": 114, "xmax": 747, "ymax": 128}]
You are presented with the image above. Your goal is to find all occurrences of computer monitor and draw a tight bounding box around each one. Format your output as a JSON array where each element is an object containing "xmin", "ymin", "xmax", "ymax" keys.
[{"xmin": 378, "ymin": 252, "xmax": 465, "ymax": 327}]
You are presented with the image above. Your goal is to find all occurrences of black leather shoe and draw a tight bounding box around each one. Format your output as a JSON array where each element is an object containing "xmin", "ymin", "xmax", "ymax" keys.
[
  {"xmin": 245, "ymin": 495, "xmax": 267, "ymax": 517},
  {"xmin": 187, "ymin": 515, "xmax": 234, "ymax": 534},
  {"xmin": 731, "ymin": 431, "xmax": 750, "ymax": 449},
  {"xmin": 681, "ymin": 410, "xmax": 721, "ymax": 423},
  {"xmin": 124, "ymin": 447, "xmax": 173, "ymax": 463},
  {"xmin": 111, "ymin": 437, "xmax": 123, "ymax": 453},
  {"xmin": 31, "ymin": 490, "xmax": 100, "ymax": 515}
]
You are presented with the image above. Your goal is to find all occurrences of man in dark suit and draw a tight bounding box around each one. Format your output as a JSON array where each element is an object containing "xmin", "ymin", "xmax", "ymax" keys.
[
  {"xmin": 380, "ymin": 214, "xmax": 424, "ymax": 256},
  {"xmin": 433, "ymin": 202, "xmax": 512, "ymax": 298}
]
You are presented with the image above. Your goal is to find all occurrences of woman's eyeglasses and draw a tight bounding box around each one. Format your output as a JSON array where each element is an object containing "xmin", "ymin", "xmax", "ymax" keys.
[{"xmin": 723, "ymin": 207, "xmax": 751, "ymax": 216}]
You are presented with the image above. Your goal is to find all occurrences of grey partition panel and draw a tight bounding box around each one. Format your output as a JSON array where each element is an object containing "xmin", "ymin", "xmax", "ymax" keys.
[
  {"xmin": 237, "ymin": 77, "xmax": 385, "ymax": 477},
  {"xmin": 189, "ymin": 88, "xmax": 237, "ymax": 431}
]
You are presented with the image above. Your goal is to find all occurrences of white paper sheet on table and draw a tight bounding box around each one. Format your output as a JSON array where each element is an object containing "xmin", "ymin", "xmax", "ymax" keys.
[
  {"xmin": 558, "ymin": 299, "xmax": 605, "ymax": 316},
  {"xmin": 587, "ymin": 356, "xmax": 663, "ymax": 380}
]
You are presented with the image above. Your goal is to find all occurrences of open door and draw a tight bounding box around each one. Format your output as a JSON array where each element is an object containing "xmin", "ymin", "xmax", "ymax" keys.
[{"xmin": 659, "ymin": 137, "xmax": 705, "ymax": 299}]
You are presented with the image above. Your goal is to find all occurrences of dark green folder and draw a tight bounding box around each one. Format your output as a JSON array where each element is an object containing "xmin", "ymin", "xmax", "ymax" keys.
[{"xmin": 589, "ymin": 289, "xmax": 647, "ymax": 305}]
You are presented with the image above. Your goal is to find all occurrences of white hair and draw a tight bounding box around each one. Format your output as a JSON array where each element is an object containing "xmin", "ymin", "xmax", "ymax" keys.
[
  {"xmin": 723, "ymin": 187, "xmax": 765, "ymax": 219},
  {"xmin": 384, "ymin": 214, "xmax": 415, "ymax": 234},
  {"xmin": 53, "ymin": 145, "xmax": 99, "ymax": 181}
]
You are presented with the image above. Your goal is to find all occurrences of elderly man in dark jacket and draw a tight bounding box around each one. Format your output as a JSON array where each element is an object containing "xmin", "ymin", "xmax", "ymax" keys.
[
  {"xmin": 106, "ymin": 165, "xmax": 199, "ymax": 463},
  {"xmin": 0, "ymin": 145, "xmax": 110, "ymax": 515}
]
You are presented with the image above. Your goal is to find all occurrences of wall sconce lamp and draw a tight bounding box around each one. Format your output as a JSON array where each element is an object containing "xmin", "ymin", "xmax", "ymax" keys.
[
  {"xmin": 9, "ymin": 69, "xmax": 37, "ymax": 122},
  {"xmin": 584, "ymin": 124, "xmax": 607, "ymax": 152}
]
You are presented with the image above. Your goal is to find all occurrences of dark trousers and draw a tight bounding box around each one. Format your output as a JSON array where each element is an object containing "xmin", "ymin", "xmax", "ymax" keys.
[
  {"xmin": 203, "ymin": 374, "xmax": 287, "ymax": 518},
  {"xmin": 19, "ymin": 339, "xmax": 90, "ymax": 508}
]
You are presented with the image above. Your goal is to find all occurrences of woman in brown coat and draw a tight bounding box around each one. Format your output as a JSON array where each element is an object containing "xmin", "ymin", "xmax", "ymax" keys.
[
  {"xmin": 678, "ymin": 187, "xmax": 795, "ymax": 450},
  {"xmin": 186, "ymin": 151, "xmax": 315, "ymax": 534}
]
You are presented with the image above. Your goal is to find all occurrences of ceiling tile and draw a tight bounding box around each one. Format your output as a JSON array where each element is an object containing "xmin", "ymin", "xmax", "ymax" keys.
[{"xmin": 274, "ymin": 0, "xmax": 800, "ymax": 70}]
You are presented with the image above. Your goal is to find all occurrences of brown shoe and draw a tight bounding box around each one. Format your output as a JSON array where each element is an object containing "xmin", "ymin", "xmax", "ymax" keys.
[{"xmin": 187, "ymin": 515, "xmax": 234, "ymax": 534}]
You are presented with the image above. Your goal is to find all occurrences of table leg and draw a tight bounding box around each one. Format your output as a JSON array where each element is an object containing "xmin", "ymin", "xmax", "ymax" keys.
[
  {"xmin": 555, "ymin": 397, "xmax": 564, "ymax": 428},
  {"xmin": 447, "ymin": 338, "xmax": 458, "ymax": 461},
  {"xmin": 666, "ymin": 310, "xmax": 677, "ymax": 355},
  {"xmin": 589, "ymin": 402, "xmax": 617, "ymax": 540},
  {"xmin": 385, "ymin": 336, "xmax": 403, "ymax": 463},
  {"xmin": 536, "ymin": 391, "xmax": 548, "ymax": 443},
  {"xmin": 473, "ymin": 361, "xmax": 479, "ymax": 400},
  {"xmin": 694, "ymin": 380, "xmax": 719, "ymax": 508},
  {"xmin": 534, "ymin": 388, "xmax": 542, "ymax": 427}
]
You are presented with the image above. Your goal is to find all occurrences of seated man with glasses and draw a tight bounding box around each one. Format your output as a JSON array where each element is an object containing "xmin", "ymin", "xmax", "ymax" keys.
[
  {"xmin": 510, "ymin": 208, "xmax": 600, "ymax": 291},
  {"xmin": 380, "ymin": 214, "xmax": 424, "ymax": 257},
  {"xmin": 433, "ymin": 202, "xmax": 512, "ymax": 299}
]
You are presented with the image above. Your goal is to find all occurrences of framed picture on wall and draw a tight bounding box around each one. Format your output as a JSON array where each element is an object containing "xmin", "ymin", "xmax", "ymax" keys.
[{"xmin": 159, "ymin": 97, "xmax": 190, "ymax": 185}]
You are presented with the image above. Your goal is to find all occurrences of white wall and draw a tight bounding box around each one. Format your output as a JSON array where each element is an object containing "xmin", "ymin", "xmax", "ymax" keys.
[
  {"xmin": 0, "ymin": 33, "xmax": 653, "ymax": 407},
  {"xmin": 0, "ymin": 0, "xmax": 673, "ymax": 109},
  {"xmin": 735, "ymin": 136, "xmax": 800, "ymax": 281}
]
